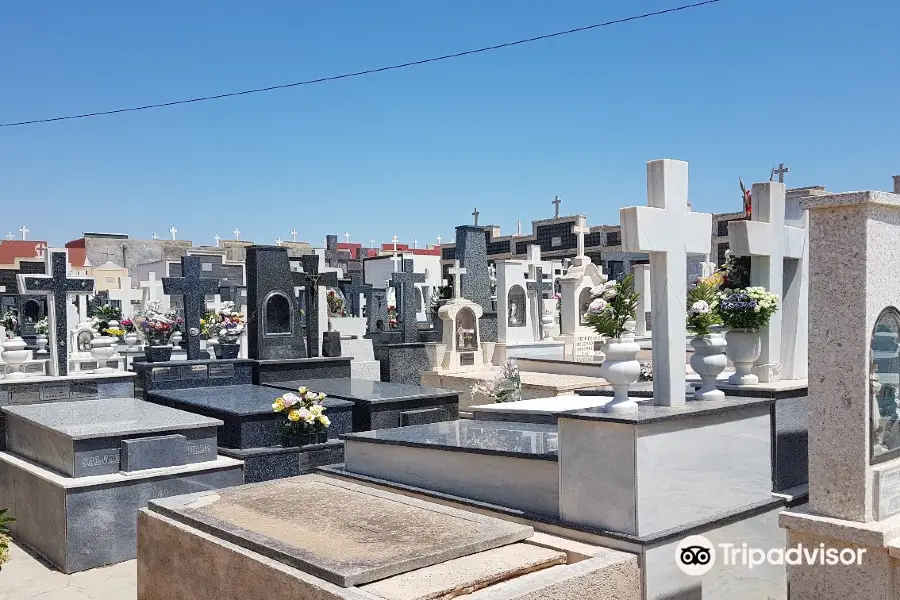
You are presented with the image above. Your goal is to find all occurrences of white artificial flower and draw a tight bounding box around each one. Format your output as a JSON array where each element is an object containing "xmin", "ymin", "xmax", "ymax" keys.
[
  {"xmin": 590, "ymin": 285, "xmax": 606, "ymax": 297},
  {"xmin": 588, "ymin": 298, "xmax": 607, "ymax": 314},
  {"xmin": 282, "ymin": 392, "xmax": 300, "ymax": 408},
  {"xmin": 690, "ymin": 300, "xmax": 710, "ymax": 315}
]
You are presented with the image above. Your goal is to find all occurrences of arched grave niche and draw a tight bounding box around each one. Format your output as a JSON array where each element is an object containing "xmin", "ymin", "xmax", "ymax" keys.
[
  {"xmin": 872, "ymin": 306, "xmax": 900, "ymax": 464},
  {"xmin": 508, "ymin": 285, "xmax": 526, "ymax": 327},
  {"xmin": 22, "ymin": 299, "xmax": 40, "ymax": 323},
  {"xmin": 578, "ymin": 288, "xmax": 593, "ymax": 325},
  {"xmin": 264, "ymin": 292, "xmax": 292, "ymax": 335},
  {"xmin": 457, "ymin": 306, "xmax": 479, "ymax": 351}
]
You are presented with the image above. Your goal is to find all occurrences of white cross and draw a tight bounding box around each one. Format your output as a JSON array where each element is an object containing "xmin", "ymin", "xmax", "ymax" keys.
[
  {"xmin": 369, "ymin": 238, "xmax": 376, "ymax": 249},
  {"xmin": 18, "ymin": 225, "xmax": 29, "ymax": 240},
  {"xmin": 169, "ymin": 226, "xmax": 177, "ymax": 240},
  {"xmin": 233, "ymin": 228, "xmax": 241, "ymax": 241},
  {"xmin": 35, "ymin": 243, "xmax": 47, "ymax": 258},
  {"xmin": 214, "ymin": 234, "xmax": 221, "ymax": 247},
  {"xmin": 291, "ymin": 229, "xmax": 299, "ymax": 242},
  {"xmin": 344, "ymin": 232, "xmax": 351, "ymax": 243},
  {"xmin": 413, "ymin": 238, "xmax": 418, "ymax": 249},
  {"xmin": 516, "ymin": 220, "xmax": 523, "ymax": 236},
  {"xmin": 621, "ymin": 159, "xmax": 712, "ymax": 407},
  {"xmin": 391, "ymin": 235, "xmax": 399, "ymax": 252},
  {"xmin": 390, "ymin": 252, "xmax": 403, "ymax": 272},
  {"xmin": 448, "ymin": 260, "xmax": 467, "ymax": 299},
  {"xmin": 151, "ymin": 233, "xmax": 160, "ymax": 240},
  {"xmin": 572, "ymin": 216, "xmax": 590, "ymax": 258},
  {"xmin": 4, "ymin": 232, "xmax": 13, "ymax": 240},
  {"xmin": 729, "ymin": 181, "xmax": 807, "ymax": 381},
  {"xmin": 275, "ymin": 237, "xmax": 282, "ymax": 245},
  {"xmin": 436, "ymin": 235, "xmax": 442, "ymax": 245}
]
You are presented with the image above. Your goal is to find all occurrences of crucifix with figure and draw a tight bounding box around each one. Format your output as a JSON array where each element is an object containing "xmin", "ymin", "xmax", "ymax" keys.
[
  {"xmin": 391, "ymin": 259, "xmax": 426, "ymax": 343},
  {"xmin": 163, "ymin": 256, "xmax": 220, "ymax": 360},
  {"xmin": 621, "ymin": 159, "xmax": 712, "ymax": 407},
  {"xmin": 297, "ymin": 254, "xmax": 338, "ymax": 357},
  {"xmin": 17, "ymin": 249, "xmax": 95, "ymax": 376},
  {"xmin": 729, "ymin": 181, "xmax": 807, "ymax": 382}
]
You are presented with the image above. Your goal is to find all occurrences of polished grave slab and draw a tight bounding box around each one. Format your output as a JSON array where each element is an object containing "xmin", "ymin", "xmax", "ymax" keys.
[
  {"xmin": 341, "ymin": 420, "xmax": 559, "ymax": 515},
  {"xmin": 263, "ymin": 378, "xmax": 459, "ymax": 431},
  {"xmin": 148, "ymin": 384, "xmax": 353, "ymax": 483},
  {"xmin": 3, "ymin": 398, "xmax": 221, "ymax": 477},
  {"xmin": 145, "ymin": 474, "xmax": 534, "ymax": 587}
]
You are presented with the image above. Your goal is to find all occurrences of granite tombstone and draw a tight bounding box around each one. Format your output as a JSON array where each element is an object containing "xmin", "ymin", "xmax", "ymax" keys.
[{"xmin": 162, "ymin": 256, "xmax": 220, "ymax": 361}]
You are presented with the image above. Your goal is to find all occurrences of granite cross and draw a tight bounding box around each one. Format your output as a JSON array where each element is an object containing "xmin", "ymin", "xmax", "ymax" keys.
[
  {"xmin": 218, "ymin": 285, "xmax": 247, "ymax": 311},
  {"xmin": 390, "ymin": 259, "xmax": 426, "ymax": 342},
  {"xmin": 324, "ymin": 235, "xmax": 344, "ymax": 268},
  {"xmin": 729, "ymin": 181, "xmax": 807, "ymax": 381},
  {"xmin": 17, "ymin": 249, "xmax": 94, "ymax": 376},
  {"xmin": 770, "ymin": 163, "xmax": 789, "ymax": 184},
  {"xmin": 620, "ymin": 159, "xmax": 712, "ymax": 406},
  {"xmin": 365, "ymin": 286, "xmax": 388, "ymax": 333},
  {"xmin": 169, "ymin": 226, "xmax": 177, "ymax": 240},
  {"xmin": 448, "ymin": 260, "xmax": 467, "ymax": 299},
  {"xmin": 572, "ymin": 216, "xmax": 590, "ymax": 258},
  {"xmin": 552, "ymin": 196, "xmax": 561, "ymax": 218},
  {"xmin": 18, "ymin": 225, "xmax": 29, "ymax": 240},
  {"xmin": 341, "ymin": 272, "xmax": 372, "ymax": 317},
  {"xmin": 472, "ymin": 208, "xmax": 480, "ymax": 226},
  {"xmin": 298, "ymin": 254, "xmax": 338, "ymax": 357},
  {"xmin": 162, "ymin": 256, "xmax": 220, "ymax": 360},
  {"xmin": 525, "ymin": 265, "xmax": 552, "ymax": 341}
]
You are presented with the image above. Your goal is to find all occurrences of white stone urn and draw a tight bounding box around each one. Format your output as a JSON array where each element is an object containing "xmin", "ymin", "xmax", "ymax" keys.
[
  {"xmin": 170, "ymin": 331, "xmax": 183, "ymax": 346},
  {"xmin": 90, "ymin": 336, "xmax": 118, "ymax": 373},
  {"xmin": 482, "ymin": 341, "xmax": 496, "ymax": 366},
  {"xmin": 599, "ymin": 335, "xmax": 641, "ymax": 413},
  {"xmin": 1, "ymin": 337, "xmax": 30, "ymax": 379},
  {"xmin": 690, "ymin": 333, "xmax": 727, "ymax": 401},
  {"xmin": 35, "ymin": 334, "xmax": 49, "ymax": 355},
  {"xmin": 425, "ymin": 343, "xmax": 446, "ymax": 370},
  {"xmin": 725, "ymin": 330, "xmax": 761, "ymax": 385},
  {"xmin": 124, "ymin": 332, "xmax": 139, "ymax": 350}
]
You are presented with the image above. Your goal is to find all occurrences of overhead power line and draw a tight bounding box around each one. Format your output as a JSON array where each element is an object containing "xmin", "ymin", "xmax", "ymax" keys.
[{"xmin": 1, "ymin": 0, "xmax": 723, "ymax": 128}]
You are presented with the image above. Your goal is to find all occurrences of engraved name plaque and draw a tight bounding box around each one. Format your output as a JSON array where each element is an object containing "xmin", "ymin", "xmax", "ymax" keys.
[
  {"xmin": 876, "ymin": 465, "xmax": 900, "ymax": 520},
  {"xmin": 70, "ymin": 382, "xmax": 99, "ymax": 399},
  {"xmin": 151, "ymin": 366, "xmax": 181, "ymax": 383},
  {"xmin": 40, "ymin": 383, "xmax": 70, "ymax": 402},
  {"xmin": 208, "ymin": 363, "xmax": 235, "ymax": 379},
  {"xmin": 181, "ymin": 365, "xmax": 209, "ymax": 381}
]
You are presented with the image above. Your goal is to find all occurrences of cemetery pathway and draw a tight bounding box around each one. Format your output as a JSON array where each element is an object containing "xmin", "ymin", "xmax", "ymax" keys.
[{"xmin": 0, "ymin": 541, "xmax": 136, "ymax": 600}]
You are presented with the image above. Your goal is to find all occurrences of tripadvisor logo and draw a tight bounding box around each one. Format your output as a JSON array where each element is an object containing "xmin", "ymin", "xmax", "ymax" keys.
[{"xmin": 675, "ymin": 535, "xmax": 867, "ymax": 576}]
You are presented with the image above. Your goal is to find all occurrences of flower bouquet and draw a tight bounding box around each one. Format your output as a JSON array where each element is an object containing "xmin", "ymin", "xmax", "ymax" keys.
[
  {"xmin": 387, "ymin": 303, "xmax": 398, "ymax": 329},
  {"xmin": 207, "ymin": 301, "xmax": 245, "ymax": 358},
  {"xmin": 1, "ymin": 310, "xmax": 19, "ymax": 338},
  {"xmin": 34, "ymin": 317, "xmax": 49, "ymax": 336},
  {"xmin": 718, "ymin": 286, "xmax": 779, "ymax": 385},
  {"xmin": 687, "ymin": 276, "xmax": 727, "ymax": 400},
  {"xmin": 272, "ymin": 386, "xmax": 331, "ymax": 446},
  {"xmin": 471, "ymin": 358, "xmax": 522, "ymax": 403},
  {"xmin": 686, "ymin": 277, "xmax": 722, "ymax": 336},
  {"xmin": 326, "ymin": 290, "xmax": 346, "ymax": 317},
  {"xmin": 133, "ymin": 300, "xmax": 178, "ymax": 361}
]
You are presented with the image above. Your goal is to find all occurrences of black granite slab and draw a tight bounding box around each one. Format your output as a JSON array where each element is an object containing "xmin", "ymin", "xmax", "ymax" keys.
[
  {"xmin": 561, "ymin": 395, "xmax": 776, "ymax": 425},
  {"xmin": 372, "ymin": 342, "xmax": 430, "ymax": 385},
  {"xmin": 341, "ymin": 420, "xmax": 558, "ymax": 461},
  {"xmin": 147, "ymin": 384, "xmax": 353, "ymax": 449},
  {"xmin": 219, "ymin": 440, "xmax": 344, "ymax": 483},
  {"xmin": 263, "ymin": 377, "xmax": 459, "ymax": 431},
  {"xmin": 249, "ymin": 357, "xmax": 351, "ymax": 385},
  {"xmin": 246, "ymin": 245, "xmax": 308, "ymax": 360},
  {"xmin": 132, "ymin": 359, "xmax": 253, "ymax": 396},
  {"xmin": 163, "ymin": 256, "xmax": 220, "ymax": 361},
  {"xmin": 390, "ymin": 259, "xmax": 426, "ymax": 343}
]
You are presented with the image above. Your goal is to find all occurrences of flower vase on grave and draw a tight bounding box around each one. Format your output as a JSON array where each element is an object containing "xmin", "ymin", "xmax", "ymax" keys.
[
  {"xmin": 124, "ymin": 332, "xmax": 138, "ymax": 350},
  {"xmin": 725, "ymin": 330, "xmax": 761, "ymax": 385},
  {"xmin": 34, "ymin": 334, "xmax": 49, "ymax": 355},
  {"xmin": 170, "ymin": 331, "xmax": 183, "ymax": 347},
  {"xmin": 481, "ymin": 341, "xmax": 496, "ymax": 367},
  {"xmin": 89, "ymin": 336, "xmax": 117, "ymax": 373},
  {"xmin": 690, "ymin": 333, "xmax": 727, "ymax": 401},
  {"xmin": 214, "ymin": 335, "xmax": 241, "ymax": 360},
  {"xmin": 145, "ymin": 344, "xmax": 173, "ymax": 362},
  {"xmin": 280, "ymin": 428, "xmax": 328, "ymax": 447},
  {"xmin": 599, "ymin": 336, "xmax": 641, "ymax": 413},
  {"xmin": 1, "ymin": 337, "xmax": 30, "ymax": 379}
]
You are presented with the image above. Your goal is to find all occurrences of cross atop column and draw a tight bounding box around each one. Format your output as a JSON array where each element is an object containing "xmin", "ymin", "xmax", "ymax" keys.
[
  {"xmin": 162, "ymin": 256, "xmax": 220, "ymax": 360},
  {"xmin": 298, "ymin": 254, "xmax": 339, "ymax": 357},
  {"xmin": 344, "ymin": 232, "xmax": 351, "ymax": 243},
  {"xmin": 233, "ymin": 228, "xmax": 241, "ymax": 241},
  {"xmin": 472, "ymin": 208, "xmax": 480, "ymax": 226},
  {"xmin": 770, "ymin": 163, "xmax": 789, "ymax": 184},
  {"xmin": 572, "ymin": 216, "xmax": 590, "ymax": 258},
  {"xmin": 17, "ymin": 249, "xmax": 94, "ymax": 376},
  {"xmin": 620, "ymin": 159, "xmax": 712, "ymax": 406},
  {"xmin": 729, "ymin": 181, "xmax": 807, "ymax": 382},
  {"xmin": 18, "ymin": 225, "xmax": 29, "ymax": 240},
  {"xmin": 552, "ymin": 196, "xmax": 562, "ymax": 218},
  {"xmin": 291, "ymin": 229, "xmax": 299, "ymax": 242},
  {"xmin": 169, "ymin": 226, "xmax": 177, "ymax": 240},
  {"xmin": 391, "ymin": 259, "xmax": 426, "ymax": 342},
  {"xmin": 448, "ymin": 260, "xmax": 467, "ymax": 299},
  {"xmin": 214, "ymin": 234, "xmax": 221, "ymax": 247}
]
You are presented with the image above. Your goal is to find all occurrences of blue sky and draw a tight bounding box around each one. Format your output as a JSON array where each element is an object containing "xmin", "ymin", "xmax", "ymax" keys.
[{"xmin": 2, "ymin": 0, "xmax": 898, "ymax": 247}]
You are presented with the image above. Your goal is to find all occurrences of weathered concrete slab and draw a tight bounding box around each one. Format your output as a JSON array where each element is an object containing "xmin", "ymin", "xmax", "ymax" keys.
[
  {"xmin": 148, "ymin": 474, "xmax": 533, "ymax": 587},
  {"xmin": 359, "ymin": 543, "xmax": 566, "ymax": 600}
]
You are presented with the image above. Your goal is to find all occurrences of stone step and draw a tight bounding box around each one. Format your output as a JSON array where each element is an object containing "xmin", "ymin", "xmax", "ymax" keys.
[{"xmin": 359, "ymin": 543, "xmax": 567, "ymax": 600}]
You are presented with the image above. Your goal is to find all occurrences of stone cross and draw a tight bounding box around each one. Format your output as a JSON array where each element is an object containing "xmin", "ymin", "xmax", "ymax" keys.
[
  {"xmin": 413, "ymin": 238, "xmax": 418, "ymax": 249},
  {"xmin": 275, "ymin": 237, "xmax": 282, "ymax": 245},
  {"xmin": 4, "ymin": 232, "xmax": 13, "ymax": 240},
  {"xmin": 633, "ymin": 264, "xmax": 651, "ymax": 336},
  {"xmin": 552, "ymin": 196, "xmax": 561, "ymax": 218},
  {"xmin": 572, "ymin": 216, "xmax": 590, "ymax": 258},
  {"xmin": 169, "ymin": 226, "xmax": 177, "ymax": 240},
  {"xmin": 17, "ymin": 249, "xmax": 94, "ymax": 376},
  {"xmin": 214, "ymin": 234, "xmax": 221, "ymax": 247},
  {"xmin": 391, "ymin": 259, "xmax": 426, "ymax": 342},
  {"xmin": 151, "ymin": 233, "xmax": 160, "ymax": 240},
  {"xmin": 391, "ymin": 235, "xmax": 399, "ymax": 252},
  {"xmin": 18, "ymin": 225, "xmax": 29, "ymax": 240},
  {"xmin": 139, "ymin": 272, "xmax": 170, "ymax": 312},
  {"xmin": 472, "ymin": 208, "xmax": 480, "ymax": 226},
  {"xmin": 620, "ymin": 159, "xmax": 712, "ymax": 406},
  {"xmin": 340, "ymin": 272, "xmax": 372, "ymax": 317},
  {"xmin": 233, "ymin": 228, "xmax": 241, "ymax": 241},
  {"xmin": 516, "ymin": 220, "xmax": 523, "ymax": 236},
  {"xmin": 291, "ymin": 229, "xmax": 299, "ymax": 242},
  {"xmin": 436, "ymin": 235, "xmax": 442, "ymax": 246},
  {"xmin": 448, "ymin": 260, "xmax": 467, "ymax": 299},
  {"xmin": 324, "ymin": 235, "xmax": 344, "ymax": 268},
  {"xmin": 218, "ymin": 285, "xmax": 247, "ymax": 311},
  {"xmin": 365, "ymin": 287, "xmax": 387, "ymax": 333},
  {"xmin": 770, "ymin": 163, "xmax": 789, "ymax": 184},
  {"xmin": 298, "ymin": 254, "xmax": 338, "ymax": 357},
  {"xmin": 35, "ymin": 243, "xmax": 47, "ymax": 259},
  {"xmin": 729, "ymin": 182, "xmax": 807, "ymax": 381},
  {"xmin": 344, "ymin": 232, "xmax": 351, "ymax": 243},
  {"xmin": 162, "ymin": 256, "xmax": 220, "ymax": 360},
  {"xmin": 526, "ymin": 266, "xmax": 552, "ymax": 341}
]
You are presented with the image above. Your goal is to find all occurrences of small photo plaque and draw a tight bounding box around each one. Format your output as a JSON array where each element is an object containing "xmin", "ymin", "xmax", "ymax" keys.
[
  {"xmin": 460, "ymin": 352, "xmax": 475, "ymax": 367},
  {"xmin": 209, "ymin": 363, "xmax": 235, "ymax": 379},
  {"xmin": 70, "ymin": 382, "xmax": 99, "ymax": 398},
  {"xmin": 40, "ymin": 383, "xmax": 71, "ymax": 402},
  {"xmin": 181, "ymin": 365, "xmax": 209, "ymax": 381},
  {"xmin": 151, "ymin": 366, "xmax": 181, "ymax": 383},
  {"xmin": 876, "ymin": 465, "xmax": 900, "ymax": 520}
]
